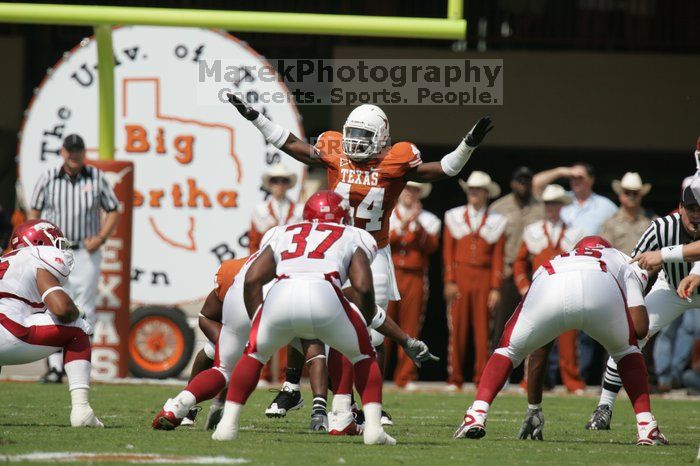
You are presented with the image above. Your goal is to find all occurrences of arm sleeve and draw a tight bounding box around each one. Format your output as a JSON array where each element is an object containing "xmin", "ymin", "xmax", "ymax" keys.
[
  {"xmin": 442, "ymin": 223, "xmax": 456, "ymax": 282},
  {"xmin": 352, "ymin": 228, "xmax": 378, "ymax": 263},
  {"xmin": 690, "ymin": 262, "xmax": 700, "ymax": 276},
  {"xmin": 631, "ymin": 221, "xmax": 658, "ymax": 256},
  {"xmin": 512, "ymin": 241, "xmax": 531, "ymax": 291},
  {"xmin": 98, "ymin": 171, "xmax": 119, "ymax": 212},
  {"xmin": 624, "ymin": 269, "xmax": 646, "ymax": 308},
  {"xmin": 490, "ymin": 234, "xmax": 505, "ymax": 289},
  {"xmin": 30, "ymin": 172, "xmax": 47, "ymax": 211},
  {"xmin": 424, "ymin": 229, "xmax": 440, "ymax": 254}
]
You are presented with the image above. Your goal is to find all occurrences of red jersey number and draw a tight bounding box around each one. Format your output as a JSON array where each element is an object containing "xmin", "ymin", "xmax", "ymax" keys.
[{"xmin": 280, "ymin": 224, "xmax": 345, "ymax": 261}]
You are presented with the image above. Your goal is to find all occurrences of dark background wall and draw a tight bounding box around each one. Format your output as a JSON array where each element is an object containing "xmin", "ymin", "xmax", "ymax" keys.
[{"xmin": 1, "ymin": 0, "xmax": 699, "ymax": 380}]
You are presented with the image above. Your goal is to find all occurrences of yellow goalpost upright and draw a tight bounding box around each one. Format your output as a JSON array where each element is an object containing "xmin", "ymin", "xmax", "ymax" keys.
[{"xmin": 0, "ymin": 1, "xmax": 466, "ymax": 161}]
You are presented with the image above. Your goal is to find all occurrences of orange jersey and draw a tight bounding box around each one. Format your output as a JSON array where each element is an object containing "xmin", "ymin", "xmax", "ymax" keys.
[
  {"xmin": 314, "ymin": 131, "xmax": 422, "ymax": 248},
  {"xmin": 214, "ymin": 257, "xmax": 248, "ymax": 301}
]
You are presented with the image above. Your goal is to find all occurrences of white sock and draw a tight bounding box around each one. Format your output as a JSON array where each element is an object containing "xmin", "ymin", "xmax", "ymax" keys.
[
  {"xmin": 598, "ymin": 388, "xmax": 618, "ymax": 408},
  {"xmin": 527, "ymin": 403, "xmax": 541, "ymax": 411},
  {"xmin": 331, "ymin": 394, "xmax": 352, "ymax": 413},
  {"xmin": 70, "ymin": 388, "xmax": 89, "ymax": 408},
  {"xmin": 48, "ymin": 351, "xmax": 64, "ymax": 372},
  {"xmin": 472, "ymin": 400, "xmax": 490, "ymax": 413},
  {"xmin": 219, "ymin": 401, "xmax": 242, "ymax": 430},
  {"xmin": 64, "ymin": 360, "xmax": 90, "ymax": 391},
  {"xmin": 170, "ymin": 391, "xmax": 196, "ymax": 417},
  {"xmin": 363, "ymin": 402, "xmax": 382, "ymax": 431},
  {"xmin": 636, "ymin": 412, "xmax": 653, "ymax": 424}
]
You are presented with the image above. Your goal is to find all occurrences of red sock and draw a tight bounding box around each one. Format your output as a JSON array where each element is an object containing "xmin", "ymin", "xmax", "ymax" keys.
[
  {"xmin": 184, "ymin": 368, "xmax": 227, "ymax": 403},
  {"xmin": 353, "ymin": 357, "xmax": 382, "ymax": 405},
  {"xmin": 617, "ymin": 352, "xmax": 651, "ymax": 414},
  {"xmin": 328, "ymin": 349, "xmax": 354, "ymax": 395},
  {"xmin": 474, "ymin": 353, "xmax": 513, "ymax": 404},
  {"xmin": 226, "ymin": 356, "xmax": 264, "ymax": 404}
]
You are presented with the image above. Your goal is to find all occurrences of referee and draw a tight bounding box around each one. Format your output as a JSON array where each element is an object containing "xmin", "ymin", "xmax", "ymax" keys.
[
  {"xmin": 29, "ymin": 134, "xmax": 120, "ymax": 383},
  {"xmin": 584, "ymin": 181, "xmax": 700, "ymax": 430}
]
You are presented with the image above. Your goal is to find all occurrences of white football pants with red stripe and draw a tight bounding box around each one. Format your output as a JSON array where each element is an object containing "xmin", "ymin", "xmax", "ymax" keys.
[
  {"xmin": 496, "ymin": 269, "xmax": 640, "ymax": 366},
  {"xmin": 0, "ymin": 311, "xmax": 92, "ymax": 390}
]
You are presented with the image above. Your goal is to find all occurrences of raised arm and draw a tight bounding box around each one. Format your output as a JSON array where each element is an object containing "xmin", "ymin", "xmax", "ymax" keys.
[
  {"xmin": 404, "ymin": 116, "xmax": 493, "ymax": 183},
  {"xmin": 532, "ymin": 167, "xmax": 578, "ymax": 198},
  {"xmin": 227, "ymin": 93, "xmax": 321, "ymax": 166}
]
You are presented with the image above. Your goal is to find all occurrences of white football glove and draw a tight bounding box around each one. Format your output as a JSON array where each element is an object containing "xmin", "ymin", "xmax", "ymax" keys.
[{"xmin": 402, "ymin": 337, "xmax": 439, "ymax": 368}]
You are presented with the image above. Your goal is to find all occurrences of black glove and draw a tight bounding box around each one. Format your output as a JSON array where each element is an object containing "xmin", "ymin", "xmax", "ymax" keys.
[
  {"xmin": 465, "ymin": 116, "xmax": 493, "ymax": 147},
  {"xmin": 226, "ymin": 93, "xmax": 259, "ymax": 121}
]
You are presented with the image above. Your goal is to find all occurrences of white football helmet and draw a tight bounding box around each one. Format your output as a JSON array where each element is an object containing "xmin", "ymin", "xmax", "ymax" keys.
[{"xmin": 342, "ymin": 104, "xmax": 389, "ymax": 161}]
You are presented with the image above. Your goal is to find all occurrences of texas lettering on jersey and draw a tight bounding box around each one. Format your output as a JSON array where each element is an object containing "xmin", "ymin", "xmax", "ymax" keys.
[{"xmin": 314, "ymin": 131, "xmax": 422, "ymax": 248}]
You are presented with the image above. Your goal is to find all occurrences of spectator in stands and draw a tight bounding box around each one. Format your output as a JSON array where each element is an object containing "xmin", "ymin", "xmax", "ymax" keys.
[
  {"xmin": 601, "ymin": 172, "xmax": 655, "ymax": 254},
  {"xmin": 488, "ymin": 166, "xmax": 543, "ymax": 350},
  {"xmin": 248, "ymin": 163, "xmax": 302, "ymax": 253},
  {"xmin": 443, "ymin": 171, "xmax": 506, "ymax": 390},
  {"xmin": 513, "ymin": 184, "xmax": 586, "ymax": 394},
  {"xmin": 533, "ymin": 163, "xmax": 617, "ymax": 382},
  {"xmin": 386, "ymin": 182, "xmax": 441, "ymax": 390}
]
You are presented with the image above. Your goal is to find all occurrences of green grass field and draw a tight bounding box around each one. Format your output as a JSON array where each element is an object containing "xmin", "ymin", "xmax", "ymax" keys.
[{"xmin": 1, "ymin": 382, "xmax": 698, "ymax": 465}]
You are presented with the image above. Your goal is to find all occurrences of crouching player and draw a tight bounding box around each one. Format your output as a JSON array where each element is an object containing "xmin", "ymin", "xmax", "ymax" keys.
[
  {"xmin": 212, "ymin": 191, "xmax": 431, "ymax": 444},
  {"xmin": 0, "ymin": 220, "xmax": 102, "ymax": 427},
  {"xmin": 454, "ymin": 236, "xmax": 668, "ymax": 446}
]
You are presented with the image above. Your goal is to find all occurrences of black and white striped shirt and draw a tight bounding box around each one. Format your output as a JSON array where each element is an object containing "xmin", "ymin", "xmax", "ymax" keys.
[
  {"xmin": 632, "ymin": 212, "xmax": 698, "ymax": 292},
  {"xmin": 30, "ymin": 165, "xmax": 119, "ymax": 243}
]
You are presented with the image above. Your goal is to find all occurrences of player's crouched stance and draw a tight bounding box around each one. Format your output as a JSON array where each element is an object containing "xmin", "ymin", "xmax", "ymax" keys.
[
  {"xmin": 211, "ymin": 191, "xmax": 395, "ymax": 445},
  {"xmin": 454, "ymin": 236, "xmax": 668, "ymax": 446},
  {"xmin": 0, "ymin": 220, "xmax": 102, "ymax": 428}
]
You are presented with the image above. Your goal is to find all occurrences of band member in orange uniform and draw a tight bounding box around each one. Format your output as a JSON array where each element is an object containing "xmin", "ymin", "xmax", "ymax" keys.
[
  {"xmin": 386, "ymin": 182, "xmax": 441, "ymax": 389},
  {"xmin": 513, "ymin": 184, "xmax": 586, "ymax": 394},
  {"xmin": 443, "ymin": 172, "xmax": 506, "ymax": 389}
]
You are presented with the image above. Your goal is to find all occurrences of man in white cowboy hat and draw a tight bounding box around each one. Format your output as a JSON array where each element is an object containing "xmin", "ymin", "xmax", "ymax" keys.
[
  {"xmin": 601, "ymin": 172, "xmax": 656, "ymax": 255},
  {"xmin": 249, "ymin": 163, "xmax": 302, "ymax": 253},
  {"xmin": 443, "ymin": 171, "xmax": 506, "ymax": 389},
  {"xmin": 249, "ymin": 163, "xmax": 303, "ymax": 386},
  {"xmin": 385, "ymin": 182, "xmax": 441, "ymax": 390},
  {"xmin": 512, "ymin": 185, "xmax": 586, "ymax": 436}
]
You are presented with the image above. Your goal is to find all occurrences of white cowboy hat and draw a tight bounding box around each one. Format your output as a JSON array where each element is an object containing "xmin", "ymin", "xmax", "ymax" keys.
[
  {"xmin": 612, "ymin": 172, "xmax": 651, "ymax": 197},
  {"xmin": 262, "ymin": 163, "xmax": 297, "ymax": 191},
  {"xmin": 458, "ymin": 171, "xmax": 501, "ymax": 199},
  {"xmin": 405, "ymin": 181, "xmax": 432, "ymax": 199},
  {"xmin": 541, "ymin": 184, "xmax": 572, "ymax": 205}
]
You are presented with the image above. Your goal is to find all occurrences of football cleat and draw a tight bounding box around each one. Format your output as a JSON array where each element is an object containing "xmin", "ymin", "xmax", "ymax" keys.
[
  {"xmin": 585, "ymin": 404, "xmax": 612, "ymax": 430},
  {"xmin": 636, "ymin": 419, "xmax": 669, "ymax": 446},
  {"xmin": 329, "ymin": 410, "xmax": 363, "ymax": 436},
  {"xmin": 265, "ymin": 382, "xmax": 304, "ymax": 418},
  {"xmin": 179, "ymin": 406, "xmax": 201, "ymax": 427},
  {"xmin": 363, "ymin": 427, "xmax": 397, "ymax": 445},
  {"xmin": 381, "ymin": 410, "xmax": 393, "ymax": 426},
  {"xmin": 70, "ymin": 406, "xmax": 104, "ymax": 428},
  {"xmin": 39, "ymin": 368, "xmax": 63, "ymax": 384},
  {"xmin": 453, "ymin": 407, "xmax": 487, "ymax": 440},
  {"xmin": 352, "ymin": 404, "xmax": 365, "ymax": 428},
  {"xmin": 204, "ymin": 403, "xmax": 224, "ymax": 431},
  {"xmin": 310, "ymin": 412, "xmax": 329, "ymax": 432},
  {"xmin": 518, "ymin": 408, "xmax": 544, "ymax": 440},
  {"xmin": 152, "ymin": 409, "xmax": 183, "ymax": 430}
]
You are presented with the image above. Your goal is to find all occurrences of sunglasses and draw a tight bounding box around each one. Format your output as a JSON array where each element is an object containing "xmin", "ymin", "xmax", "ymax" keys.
[{"xmin": 269, "ymin": 177, "xmax": 290, "ymax": 185}]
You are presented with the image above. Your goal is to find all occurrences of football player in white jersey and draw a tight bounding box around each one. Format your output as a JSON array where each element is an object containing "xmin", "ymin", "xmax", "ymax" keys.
[
  {"xmin": 454, "ymin": 236, "xmax": 668, "ymax": 446},
  {"xmin": 0, "ymin": 220, "xmax": 102, "ymax": 427},
  {"xmin": 212, "ymin": 191, "xmax": 406, "ymax": 445}
]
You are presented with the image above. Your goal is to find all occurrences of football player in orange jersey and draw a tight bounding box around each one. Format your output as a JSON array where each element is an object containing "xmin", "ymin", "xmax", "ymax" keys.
[{"xmin": 227, "ymin": 94, "xmax": 491, "ymax": 427}]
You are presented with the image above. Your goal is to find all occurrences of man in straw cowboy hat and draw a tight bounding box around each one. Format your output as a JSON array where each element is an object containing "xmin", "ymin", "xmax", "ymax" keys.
[
  {"xmin": 443, "ymin": 171, "xmax": 506, "ymax": 389},
  {"xmin": 513, "ymin": 184, "xmax": 587, "ymax": 438},
  {"xmin": 385, "ymin": 182, "xmax": 441, "ymax": 390},
  {"xmin": 249, "ymin": 163, "xmax": 303, "ymax": 254},
  {"xmin": 601, "ymin": 172, "xmax": 656, "ymax": 255}
]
